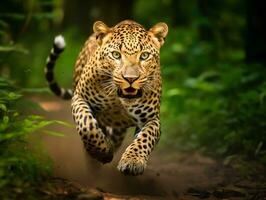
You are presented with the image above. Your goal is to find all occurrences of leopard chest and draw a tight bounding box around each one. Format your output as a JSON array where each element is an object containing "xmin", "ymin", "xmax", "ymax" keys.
[
  {"xmin": 87, "ymin": 93, "xmax": 135, "ymax": 128},
  {"xmin": 89, "ymin": 95, "xmax": 160, "ymax": 131}
]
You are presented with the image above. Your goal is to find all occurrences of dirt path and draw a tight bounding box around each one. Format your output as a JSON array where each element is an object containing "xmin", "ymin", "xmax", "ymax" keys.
[{"xmin": 30, "ymin": 96, "xmax": 266, "ymax": 200}]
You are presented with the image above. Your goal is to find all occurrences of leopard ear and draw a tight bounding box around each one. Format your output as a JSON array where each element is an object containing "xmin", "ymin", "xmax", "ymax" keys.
[
  {"xmin": 93, "ymin": 21, "xmax": 110, "ymax": 45},
  {"xmin": 149, "ymin": 22, "xmax": 168, "ymax": 47}
]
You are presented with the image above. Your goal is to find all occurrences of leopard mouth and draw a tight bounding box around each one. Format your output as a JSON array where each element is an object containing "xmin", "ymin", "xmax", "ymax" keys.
[
  {"xmin": 124, "ymin": 87, "xmax": 138, "ymax": 94},
  {"xmin": 117, "ymin": 87, "xmax": 142, "ymax": 99}
]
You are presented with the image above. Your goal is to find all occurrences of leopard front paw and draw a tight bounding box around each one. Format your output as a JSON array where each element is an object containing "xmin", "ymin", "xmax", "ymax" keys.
[
  {"xmin": 85, "ymin": 138, "xmax": 114, "ymax": 164},
  {"xmin": 89, "ymin": 149, "xmax": 113, "ymax": 164},
  {"xmin": 117, "ymin": 155, "xmax": 147, "ymax": 176}
]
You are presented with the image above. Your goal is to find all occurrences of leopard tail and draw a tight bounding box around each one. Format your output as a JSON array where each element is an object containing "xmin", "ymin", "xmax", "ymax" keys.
[{"xmin": 45, "ymin": 35, "xmax": 73, "ymax": 100}]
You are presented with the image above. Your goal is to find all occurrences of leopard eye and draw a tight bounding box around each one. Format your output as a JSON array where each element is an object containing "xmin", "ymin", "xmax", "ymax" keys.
[
  {"xmin": 111, "ymin": 51, "xmax": 121, "ymax": 59},
  {"xmin": 140, "ymin": 52, "xmax": 150, "ymax": 60}
]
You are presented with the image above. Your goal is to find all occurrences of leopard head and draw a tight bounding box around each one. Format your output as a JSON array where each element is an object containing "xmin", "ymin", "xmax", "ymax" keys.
[{"xmin": 94, "ymin": 20, "xmax": 168, "ymax": 99}]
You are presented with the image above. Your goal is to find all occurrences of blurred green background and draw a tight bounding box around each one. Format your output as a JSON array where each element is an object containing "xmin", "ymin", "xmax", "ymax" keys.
[
  {"xmin": 1, "ymin": 0, "xmax": 266, "ymax": 158},
  {"xmin": 0, "ymin": 0, "xmax": 266, "ymax": 194}
]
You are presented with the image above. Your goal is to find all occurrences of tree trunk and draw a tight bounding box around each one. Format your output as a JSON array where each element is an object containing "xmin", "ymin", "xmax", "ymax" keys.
[{"xmin": 246, "ymin": 0, "xmax": 266, "ymax": 64}]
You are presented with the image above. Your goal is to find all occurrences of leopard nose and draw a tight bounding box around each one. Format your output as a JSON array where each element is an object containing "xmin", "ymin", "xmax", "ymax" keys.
[{"xmin": 122, "ymin": 75, "xmax": 139, "ymax": 84}]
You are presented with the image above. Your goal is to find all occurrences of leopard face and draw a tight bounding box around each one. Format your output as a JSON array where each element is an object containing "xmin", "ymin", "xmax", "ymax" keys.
[{"xmin": 93, "ymin": 20, "xmax": 168, "ymax": 99}]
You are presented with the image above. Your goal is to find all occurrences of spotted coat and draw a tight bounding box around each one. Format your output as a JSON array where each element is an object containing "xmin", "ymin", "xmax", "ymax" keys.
[{"xmin": 45, "ymin": 20, "xmax": 168, "ymax": 175}]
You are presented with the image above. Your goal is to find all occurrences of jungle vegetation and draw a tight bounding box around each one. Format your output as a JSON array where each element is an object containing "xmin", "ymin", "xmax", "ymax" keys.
[{"xmin": 0, "ymin": 0, "xmax": 265, "ymax": 198}]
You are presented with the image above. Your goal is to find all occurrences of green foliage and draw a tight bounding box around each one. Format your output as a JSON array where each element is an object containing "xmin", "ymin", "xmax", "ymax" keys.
[
  {"xmin": 0, "ymin": 4, "xmax": 69, "ymax": 196},
  {"xmin": 0, "ymin": 78, "xmax": 53, "ymax": 192},
  {"xmin": 149, "ymin": 0, "xmax": 266, "ymax": 163},
  {"xmin": 161, "ymin": 64, "xmax": 266, "ymax": 159},
  {"xmin": 0, "ymin": 0, "xmax": 64, "ymax": 87}
]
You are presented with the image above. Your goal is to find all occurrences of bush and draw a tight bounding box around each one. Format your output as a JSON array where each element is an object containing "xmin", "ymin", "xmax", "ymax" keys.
[{"xmin": 0, "ymin": 77, "xmax": 53, "ymax": 198}]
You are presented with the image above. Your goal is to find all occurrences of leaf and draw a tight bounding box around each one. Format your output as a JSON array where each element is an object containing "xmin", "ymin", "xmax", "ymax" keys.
[
  {"xmin": 0, "ymin": 115, "xmax": 9, "ymax": 131},
  {"xmin": 0, "ymin": 116, "xmax": 55, "ymax": 142},
  {"xmin": 43, "ymin": 130, "xmax": 65, "ymax": 137},
  {"xmin": 0, "ymin": 45, "xmax": 29, "ymax": 54},
  {"xmin": 0, "ymin": 131, "xmax": 29, "ymax": 141},
  {"xmin": 166, "ymin": 88, "xmax": 184, "ymax": 97},
  {"xmin": 21, "ymin": 87, "xmax": 50, "ymax": 94},
  {"xmin": 171, "ymin": 43, "xmax": 185, "ymax": 53},
  {"xmin": 198, "ymin": 71, "xmax": 220, "ymax": 81},
  {"xmin": 0, "ymin": 13, "xmax": 25, "ymax": 20},
  {"xmin": 0, "ymin": 104, "xmax": 7, "ymax": 112},
  {"xmin": 53, "ymin": 120, "xmax": 74, "ymax": 128},
  {"xmin": 3, "ymin": 116, "xmax": 9, "ymax": 124},
  {"xmin": 8, "ymin": 92, "xmax": 22, "ymax": 100}
]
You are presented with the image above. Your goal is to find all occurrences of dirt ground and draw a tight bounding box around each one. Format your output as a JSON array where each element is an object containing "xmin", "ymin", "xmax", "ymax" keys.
[{"xmin": 30, "ymin": 96, "xmax": 266, "ymax": 200}]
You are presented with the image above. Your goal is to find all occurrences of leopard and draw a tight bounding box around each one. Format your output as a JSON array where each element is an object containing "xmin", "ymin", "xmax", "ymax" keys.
[{"xmin": 45, "ymin": 20, "xmax": 168, "ymax": 175}]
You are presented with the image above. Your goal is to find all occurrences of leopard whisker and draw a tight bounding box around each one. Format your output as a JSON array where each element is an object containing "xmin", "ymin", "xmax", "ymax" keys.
[
  {"xmin": 102, "ymin": 83, "xmax": 114, "ymax": 91},
  {"xmin": 98, "ymin": 68, "xmax": 113, "ymax": 78},
  {"xmin": 105, "ymin": 86, "xmax": 116, "ymax": 96},
  {"xmin": 108, "ymin": 88, "xmax": 116, "ymax": 96},
  {"xmin": 101, "ymin": 79, "xmax": 117, "ymax": 96},
  {"xmin": 138, "ymin": 78, "xmax": 147, "ymax": 84},
  {"xmin": 101, "ymin": 80, "xmax": 113, "ymax": 86},
  {"xmin": 143, "ymin": 82, "xmax": 155, "ymax": 92}
]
